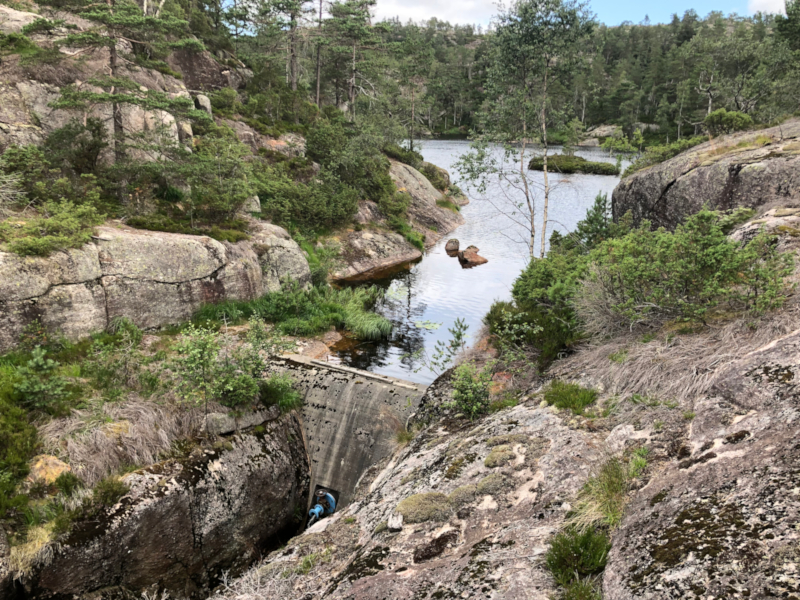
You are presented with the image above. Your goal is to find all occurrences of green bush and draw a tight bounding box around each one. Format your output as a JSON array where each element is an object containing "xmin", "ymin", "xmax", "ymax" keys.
[
  {"xmin": 0, "ymin": 392, "xmax": 38, "ymax": 517},
  {"xmin": 125, "ymin": 214, "xmax": 250, "ymax": 243},
  {"xmin": 54, "ymin": 472, "xmax": 83, "ymax": 497},
  {"xmin": 259, "ymin": 373, "xmax": 302, "ymax": 412},
  {"xmin": 215, "ymin": 371, "xmax": 259, "ymax": 408},
  {"xmin": 43, "ymin": 118, "xmax": 108, "ymax": 176},
  {"xmin": 562, "ymin": 578, "xmax": 602, "ymax": 600},
  {"xmin": 383, "ymin": 144, "xmax": 422, "ymax": 168},
  {"xmin": 448, "ymin": 363, "xmax": 493, "ymax": 420},
  {"xmin": 575, "ymin": 211, "xmax": 794, "ymax": 333},
  {"xmin": 0, "ymin": 201, "xmax": 105, "ymax": 256},
  {"xmin": 13, "ymin": 347, "xmax": 69, "ymax": 411},
  {"xmin": 528, "ymin": 154, "xmax": 619, "ymax": 176},
  {"xmin": 396, "ymin": 492, "xmax": 452, "ymax": 523},
  {"xmin": 420, "ymin": 162, "xmax": 449, "ymax": 191},
  {"xmin": 704, "ymin": 108, "xmax": 754, "ymax": 137},
  {"xmin": 544, "ymin": 381, "xmax": 597, "ymax": 416},
  {"xmin": 93, "ymin": 476, "xmax": 130, "ymax": 507},
  {"xmin": 545, "ymin": 526, "xmax": 610, "ymax": 587}
]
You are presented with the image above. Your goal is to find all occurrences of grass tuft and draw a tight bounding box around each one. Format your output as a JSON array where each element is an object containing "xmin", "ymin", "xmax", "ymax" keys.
[
  {"xmin": 545, "ymin": 526, "xmax": 610, "ymax": 587},
  {"xmin": 544, "ymin": 381, "xmax": 598, "ymax": 416}
]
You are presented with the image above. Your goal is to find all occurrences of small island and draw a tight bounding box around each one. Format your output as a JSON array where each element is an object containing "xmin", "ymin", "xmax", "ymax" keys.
[{"xmin": 528, "ymin": 154, "xmax": 620, "ymax": 175}]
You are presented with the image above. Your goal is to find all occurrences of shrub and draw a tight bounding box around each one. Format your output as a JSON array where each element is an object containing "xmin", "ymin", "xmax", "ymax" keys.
[
  {"xmin": 436, "ymin": 198, "xmax": 460, "ymax": 212},
  {"xmin": 43, "ymin": 118, "xmax": 108, "ymax": 176},
  {"xmin": 448, "ymin": 485, "xmax": 477, "ymax": 507},
  {"xmin": 259, "ymin": 373, "xmax": 302, "ymax": 412},
  {"xmin": 544, "ymin": 381, "xmax": 597, "ymax": 416},
  {"xmin": 484, "ymin": 444, "xmax": 515, "ymax": 468},
  {"xmin": 396, "ymin": 492, "xmax": 452, "ymax": 523},
  {"xmin": 194, "ymin": 283, "xmax": 391, "ymax": 341},
  {"xmin": 54, "ymin": 472, "xmax": 82, "ymax": 497},
  {"xmin": 562, "ymin": 578, "xmax": 602, "ymax": 600},
  {"xmin": 476, "ymin": 473, "xmax": 511, "ymax": 496},
  {"xmin": 545, "ymin": 526, "xmax": 610, "ymax": 587},
  {"xmin": 574, "ymin": 211, "xmax": 794, "ymax": 334},
  {"xmin": 0, "ymin": 393, "xmax": 38, "ymax": 517},
  {"xmin": 215, "ymin": 371, "xmax": 259, "ymax": 408},
  {"xmin": 93, "ymin": 476, "xmax": 129, "ymax": 507},
  {"xmin": 704, "ymin": 109, "xmax": 754, "ymax": 137},
  {"xmin": 13, "ymin": 347, "xmax": 69, "ymax": 411},
  {"xmin": 420, "ymin": 162, "xmax": 449, "ymax": 191},
  {"xmin": 448, "ymin": 363, "xmax": 492, "ymax": 420},
  {"xmin": 0, "ymin": 201, "xmax": 105, "ymax": 256},
  {"xmin": 383, "ymin": 144, "xmax": 422, "ymax": 168}
]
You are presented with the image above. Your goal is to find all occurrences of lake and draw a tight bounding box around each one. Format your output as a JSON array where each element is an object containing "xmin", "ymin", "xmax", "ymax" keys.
[{"xmin": 334, "ymin": 140, "xmax": 628, "ymax": 384}]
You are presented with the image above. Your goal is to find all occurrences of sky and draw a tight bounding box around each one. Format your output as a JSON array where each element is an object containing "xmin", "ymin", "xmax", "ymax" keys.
[{"xmin": 372, "ymin": 0, "xmax": 787, "ymax": 27}]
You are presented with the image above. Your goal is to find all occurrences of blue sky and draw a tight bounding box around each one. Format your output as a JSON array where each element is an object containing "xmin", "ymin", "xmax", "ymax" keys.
[{"xmin": 373, "ymin": 0, "xmax": 786, "ymax": 27}]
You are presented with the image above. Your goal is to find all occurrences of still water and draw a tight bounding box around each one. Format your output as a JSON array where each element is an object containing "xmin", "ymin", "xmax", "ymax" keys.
[{"xmin": 334, "ymin": 140, "xmax": 627, "ymax": 384}]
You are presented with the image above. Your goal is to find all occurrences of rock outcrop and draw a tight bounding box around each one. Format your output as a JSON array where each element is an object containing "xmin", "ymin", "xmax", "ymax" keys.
[
  {"xmin": 334, "ymin": 230, "xmax": 422, "ymax": 280},
  {"xmin": 604, "ymin": 328, "xmax": 800, "ymax": 599},
  {"xmin": 215, "ymin": 395, "xmax": 608, "ymax": 599},
  {"xmin": 389, "ymin": 160, "xmax": 464, "ymax": 247},
  {"xmin": 20, "ymin": 413, "xmax": 310, "ymax": 600},
  {"xmin": 613, "ymin": 119, "xmax": 800, "ymax": 229},
  {"xmin": 333, "ymin": 161, "xmax": 465, "ymax": 280},
  {"xmin": 0, "ymin": 222, "xmax": 310, "ymax": 353}
]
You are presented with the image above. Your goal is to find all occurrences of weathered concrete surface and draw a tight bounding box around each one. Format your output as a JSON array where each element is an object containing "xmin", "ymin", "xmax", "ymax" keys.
[
  {"xmin": 21, "ymin": 414, "xmax": 310, "ymax": 600},
  {"xmin": 271, "ymin": 355, "xmax": 427, "ymax": 507},
  {"xmin": 613, "ymin": 119, "xmax": 800, "ymax": 229},
  {"xmin": 0, "ymin": 223, "xmax": 310, "ymax": 352}
]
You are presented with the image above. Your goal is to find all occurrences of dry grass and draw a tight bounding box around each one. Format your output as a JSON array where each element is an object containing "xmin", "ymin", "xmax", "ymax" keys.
[
  {"xmin": 212, "ymin": 562, "xmax": 327, "ymax": 600},
  {"xmin": 9, "ymin": 523, "xmax": 59, "ymax": 579},
  {"xmin": 38, "ymin": 399, "xmax": 213, "ymax": 486},
  {"xmin": 551, "ymin": 304, "xmax": 800, "ymax": 407}
]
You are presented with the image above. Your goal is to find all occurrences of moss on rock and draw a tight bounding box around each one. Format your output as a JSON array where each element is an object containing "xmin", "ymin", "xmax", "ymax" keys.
[
  {"xmin": 448, "ymin": 485, "xmax": 478, "ymax": 507},
  {"xmin": 477, "ymin": 473, "xmax": 512, "ymax": 496},
  {"xmin": 396, "ymin": 492, "xmax": 453, "ymax": 524}
]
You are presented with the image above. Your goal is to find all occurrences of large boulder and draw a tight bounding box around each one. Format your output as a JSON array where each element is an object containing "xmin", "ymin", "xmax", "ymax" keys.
[
  {"xmin": 0, "ymin": 222, "xmax": 311, "ymax": 352},
  {"xmin": 249, "ymin": 221, "xmax": 312, "ymax": 291},
  {"xmin": 333, "ymin": 230, "xmax": 422, "ymax": 280},
  {"xmin": 457, "ymin": 245, "xmax": 488, "ymax": 268},
  {"xmin": 613, "ymin": 119, "xmax": 800, "ymax": 229},
  {"xmin": 21, "ymin": 415, "xmax": 310, "ymax": 599}
]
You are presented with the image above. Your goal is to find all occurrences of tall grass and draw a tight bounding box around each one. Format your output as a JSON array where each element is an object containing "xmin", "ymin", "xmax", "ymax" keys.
[{"xmin": 193, "ymin": 283, "xmax": 391, "ymax": 340}]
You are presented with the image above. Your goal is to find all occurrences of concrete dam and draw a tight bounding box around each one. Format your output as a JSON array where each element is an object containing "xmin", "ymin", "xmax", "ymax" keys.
[{"xmin": 271, "ymin": 355, "xmax": 428, "ymax": 506}]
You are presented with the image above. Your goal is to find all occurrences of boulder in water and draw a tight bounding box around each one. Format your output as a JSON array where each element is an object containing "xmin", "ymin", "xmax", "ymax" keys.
[
  {"xmin": 445, "ymin": 239, "xmax": 459, "ymax": 255},
  {"xmin": 458, "ymin": 246, "xmax": 488, "ymax": 268}
]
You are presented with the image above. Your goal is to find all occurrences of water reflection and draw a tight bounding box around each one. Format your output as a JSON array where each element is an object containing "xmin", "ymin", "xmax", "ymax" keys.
[{"xmin": 335, "ymin": 141, "xmax": 629, "ymax": 384}]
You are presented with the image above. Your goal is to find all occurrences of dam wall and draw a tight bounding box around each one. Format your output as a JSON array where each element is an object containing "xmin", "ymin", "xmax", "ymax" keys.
[{"xmin": 271, "ymin": 355, "xmax": 427, "ymax": 506}]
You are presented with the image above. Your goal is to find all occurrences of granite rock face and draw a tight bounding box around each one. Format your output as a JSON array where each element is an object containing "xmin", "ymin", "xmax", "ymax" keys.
[
  {"xmin": 217, "ymin": 395, "xmax": 612, "ymax": 600},
  {"xmin": 603, "ymin": 329, "xmax": 800, "ymax": 600},
  {"xmin": 334, "ymin": 230, "xmax": 422, "ymax": 280},
  {"xmin": 613, "ymin": 119, "xmax": 800, "ymax": 229},
  {"xmin": 0, "ymin": 223, "xmax": 310, "ymax": 352},
  {"xmin": 21, "ymin": 415, "xmax": 310, "ymax": 600},
  {"xmin": 389, "ymin": 160, "xmax": 464, "ymax": 247}
]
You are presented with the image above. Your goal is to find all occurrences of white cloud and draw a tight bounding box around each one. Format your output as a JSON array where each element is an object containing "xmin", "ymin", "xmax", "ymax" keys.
[
  {"xmin": 372, "ymin": 0, "xmax": 498, "ymax": 25},
  {"xmin": 747, "ymin": 0, "xmax": 786, "ymax": 14}
]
